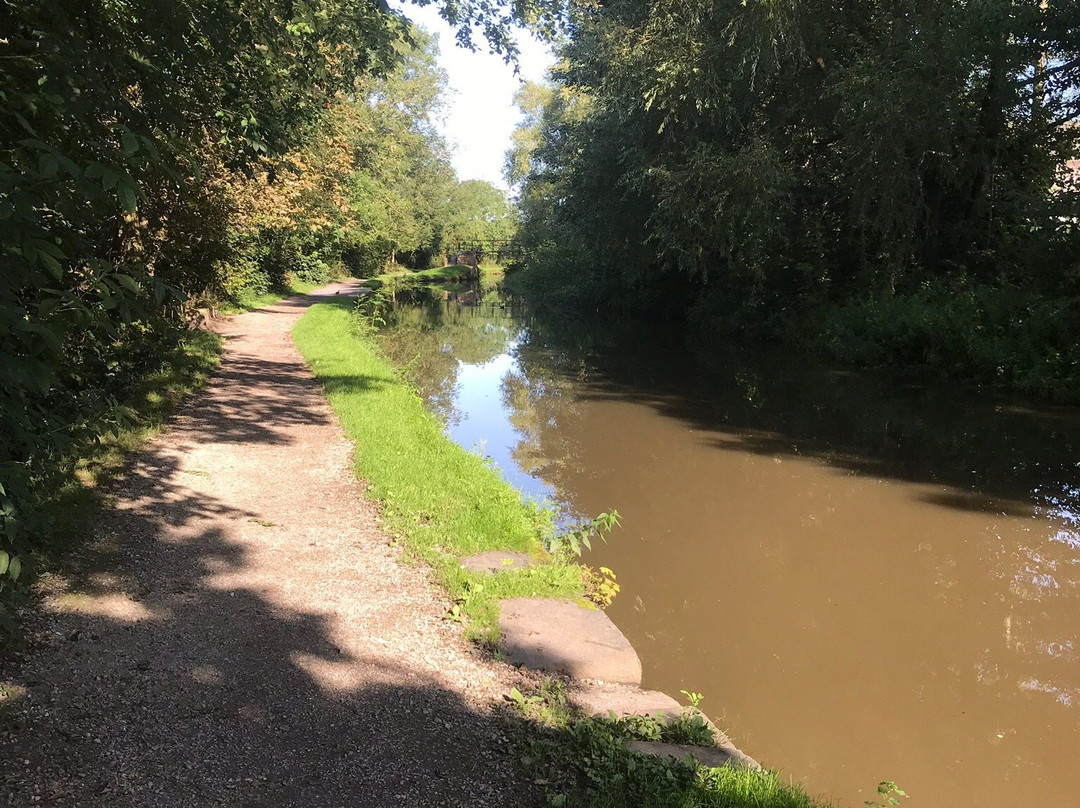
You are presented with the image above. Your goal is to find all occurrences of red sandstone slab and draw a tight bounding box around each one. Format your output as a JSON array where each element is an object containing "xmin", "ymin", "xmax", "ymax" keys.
[
  {"xmin": 571, "ymin": 683, "xmax": 682, "ymax": 720},
  {"xmin": 498, "ymin": 598, "xmax": 642, "ymax": 684},
  {"xmin": 628, "ymin": 740, "xmax": 760, "ymax": 770}
]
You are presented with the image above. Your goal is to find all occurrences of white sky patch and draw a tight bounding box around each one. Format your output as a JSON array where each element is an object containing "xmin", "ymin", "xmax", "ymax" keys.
[{"xmin": 395, "ymin": 3, "xmax": 554, "ymax": 189}]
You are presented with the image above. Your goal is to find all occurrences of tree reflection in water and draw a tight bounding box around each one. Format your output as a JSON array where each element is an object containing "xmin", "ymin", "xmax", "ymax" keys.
[{"xmin": 376, "ymin": 285, "xmax": 1080, "ymax": 808}]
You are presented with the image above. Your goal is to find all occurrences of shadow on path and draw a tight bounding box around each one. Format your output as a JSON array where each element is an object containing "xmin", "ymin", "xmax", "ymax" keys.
[{"xmin": 0, "ymin": 284, "xmax": 536, "ymax": 808}]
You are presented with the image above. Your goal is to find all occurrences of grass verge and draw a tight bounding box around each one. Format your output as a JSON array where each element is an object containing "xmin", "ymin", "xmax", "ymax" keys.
[
  {"xmin": 530, "ymin": 722, "xmax": 828, "ymax": 808},
  {"xmin": 292, "ymin": 301, "xmax": 584, "ymax": 641},
  {"xmin": 503, "ymin": 682, "xmax": 832, "ymax": 808},
  {"xmin": 295, "ymin": 301, "xmax": 832, "ymax": 808},
  {"xmin": 40, "ymin": 329, "xmax": 222, "ymax": 564}
]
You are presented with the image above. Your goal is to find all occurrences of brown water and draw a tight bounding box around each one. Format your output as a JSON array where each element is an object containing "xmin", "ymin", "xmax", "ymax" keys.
[{"xmin": 379, "ymin": 290, "xmax": 1080, "ymax": 808}]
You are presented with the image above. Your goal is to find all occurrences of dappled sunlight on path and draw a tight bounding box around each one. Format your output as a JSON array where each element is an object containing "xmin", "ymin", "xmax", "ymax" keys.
[{"xmin": 0, "ymin": 282, "xmax": 536, "ymax": 807}]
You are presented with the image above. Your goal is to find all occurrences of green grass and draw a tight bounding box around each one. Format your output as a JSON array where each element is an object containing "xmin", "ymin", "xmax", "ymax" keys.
[
  {"xmin": 372, "ymin": 262, "xmax": 505, "ymax": 287},
  {"xmin": 292, "ymin": 301, "xmax": 584, "ymax": 641},
  {"xmin": 215, "ymin": 277, "xmax": 324, "ymax": 315},
  {"xmin": 295, "ymin": 301, "xmax": 831, "ymax": 808},
  {"xmin": 41, "ymin": 330, "xmax": 223, "ymax": 563},
  {"xmin": 507, "ymin": 684, "xmax": 832, "ymax": 808},
  {"xmin": 531, "ymin": 719, "xmax": 830, "ymax": 808}
]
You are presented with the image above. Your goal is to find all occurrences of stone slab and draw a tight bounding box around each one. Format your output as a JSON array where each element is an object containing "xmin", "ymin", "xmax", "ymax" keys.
[
  {"xmin": 460, "ymin": 551, "xmax": 533, "ymax": 574},
  {"xmin": 498, "ymin": 598, "xmax": 642, "ymax": 685},
  {"xmin": 628, "ymin": 740, "xmax": 760, "ymax": 770},
  {"xmin": 571, "ymin": 683, "xmax": 681, "ymax": 721}
]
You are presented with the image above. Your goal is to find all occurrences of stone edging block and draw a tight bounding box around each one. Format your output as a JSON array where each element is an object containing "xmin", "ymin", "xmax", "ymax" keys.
[{"xmin": 497, "ymin": 598, "xmax": 642, "ymax": 685}]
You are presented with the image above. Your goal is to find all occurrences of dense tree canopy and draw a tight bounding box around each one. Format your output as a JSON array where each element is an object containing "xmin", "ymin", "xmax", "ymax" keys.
[
  {"xmin": 443, "ymin": 180, "xmax": 519, "ymax": 247},
  {"xmin": 510, "ymin": 0, "xmax": 1080, "ymax": 390}
]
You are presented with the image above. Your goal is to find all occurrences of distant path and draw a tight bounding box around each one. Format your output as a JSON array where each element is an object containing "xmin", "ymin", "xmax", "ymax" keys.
[{"xmin": 0, "ymin": 281, "xmax": 536, "ymax": 807}]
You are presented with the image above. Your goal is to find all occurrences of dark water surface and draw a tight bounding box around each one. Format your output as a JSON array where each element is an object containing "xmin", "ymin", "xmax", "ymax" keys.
[{"xmin": 377, "ymin": 289, "xmax": 1080, "ymax": 808}]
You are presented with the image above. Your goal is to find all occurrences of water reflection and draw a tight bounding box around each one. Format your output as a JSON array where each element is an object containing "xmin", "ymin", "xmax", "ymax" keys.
[{"xmin": 377, "ymin": 286, "xmax": 1080, "ymax": 808}]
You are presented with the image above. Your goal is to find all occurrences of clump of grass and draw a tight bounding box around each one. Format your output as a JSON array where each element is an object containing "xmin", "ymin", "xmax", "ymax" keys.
[
  {"xmin": 292, "ymin": 302, "xmax": 585, "ymax": 640},
  {"xmin": 510, "ymin": 700, "xmax": 829, "ymax": 808}
]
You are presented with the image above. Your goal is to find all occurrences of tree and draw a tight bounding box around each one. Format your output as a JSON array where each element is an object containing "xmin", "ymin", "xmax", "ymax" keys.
[
  {"xmin": 511, "ymin": 0, "xmax": 1080, "ymax": 310},
  {"xmin": 443, "ymin": 180, "xmax": 519, "ymax": 248},
  {"xmin": 0, "ymin": 0, "xmax": 563, "ymax": 634}
]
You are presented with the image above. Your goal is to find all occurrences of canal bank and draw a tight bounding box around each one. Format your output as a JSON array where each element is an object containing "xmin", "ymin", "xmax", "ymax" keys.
[
  {"xmin": 364, "ymin": 284, "xmax": 1080, "ymax": 808},
  {"xmin": 293, "ymin": 297, "xmax": 827, "ymax": 808}
]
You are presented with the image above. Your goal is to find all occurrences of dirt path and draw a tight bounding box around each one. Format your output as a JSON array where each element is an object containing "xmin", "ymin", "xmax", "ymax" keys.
[{"xmin": 0, "ymin": 282, "xmax": 538, "ymax": 807}]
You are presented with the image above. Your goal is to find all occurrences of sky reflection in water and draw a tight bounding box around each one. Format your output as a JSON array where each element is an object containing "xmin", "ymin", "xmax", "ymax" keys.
[{"xmin": 380, "ymin": 292, "xmax": 1080, "ymax": 808}]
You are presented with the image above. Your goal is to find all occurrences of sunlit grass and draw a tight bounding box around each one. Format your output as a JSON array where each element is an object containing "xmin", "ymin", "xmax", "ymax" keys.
[
  {"xmin": 372, "ymin": 262, "xmax": 504, "ymax": 287},
  {"xmin": 215, "ymin": 277, "xmax": 324, "ymax": 315},
  {"xmin": 515, "ymin": 708, "xmax": 833, "ymax": 808},
  {"xmin": 293, "ymin": 301, "xmax": 584, "ymax": 640}
]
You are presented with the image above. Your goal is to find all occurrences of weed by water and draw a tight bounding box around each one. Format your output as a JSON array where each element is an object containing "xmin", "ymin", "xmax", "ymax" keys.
[
  {"xmin": 505, "ymin": 689, "xmax": 830, "ymax": 808},
  {"xmin": 547, "ymin": 511, "xmax": 621, "ymax": 561},
  {"xmin": 865, "ymin": 782, "xmax": 907, "ymax": 807}
]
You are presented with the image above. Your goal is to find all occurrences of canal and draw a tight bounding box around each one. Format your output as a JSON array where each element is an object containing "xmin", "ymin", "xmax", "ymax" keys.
[{"xmin": 376, "ymin": 286, "xmax": 1080, "ymax": 807}]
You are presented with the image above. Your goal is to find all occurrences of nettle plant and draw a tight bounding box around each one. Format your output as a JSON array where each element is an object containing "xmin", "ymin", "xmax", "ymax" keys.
[
  {"xmin": 866, "ymin": 781, "xmax": 908, "ymax": 808},
  {"xmin": 547, "ymin": 510, "xmax": 620, "ymax": 561},
  {"xmin": 546, "ymin": 510, "xmax": 622, "ymax": 607}
]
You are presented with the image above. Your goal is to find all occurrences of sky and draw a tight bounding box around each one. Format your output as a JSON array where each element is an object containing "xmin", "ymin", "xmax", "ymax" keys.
[{"xmin": 396, "ymin": 3, "xmax": 554, "ymax": 189}]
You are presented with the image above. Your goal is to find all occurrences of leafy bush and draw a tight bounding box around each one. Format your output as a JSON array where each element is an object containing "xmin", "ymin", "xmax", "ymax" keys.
[{"xmin": 818, "ymin": 280, "xmax": 1080, "ymax": 400}]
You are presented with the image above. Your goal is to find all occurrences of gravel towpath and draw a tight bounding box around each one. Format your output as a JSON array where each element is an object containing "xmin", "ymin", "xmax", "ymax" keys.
[{"xmin": 0, "ymin": 282, "xmax": 538, "ymax": 807}]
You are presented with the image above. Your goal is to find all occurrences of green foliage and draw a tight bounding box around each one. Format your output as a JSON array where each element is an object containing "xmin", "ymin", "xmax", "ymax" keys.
[
  {"xmin": 817, "ymin": 281, "xmax": 1080, "ymax": 400},
  {"xmin": 0, "ymin": 0, "xmax": 406, "ymax": 634},
  {"xmin": 680, "ymin": 691, "xmax": 704, "ymax": 710},
  {"xmin": 443, "ymin": 180, "xmax": 520, "ymax": 248},
  {"xmin": 510, "ymin": 680, "xmax": 571, "ymax": 727},
  {"xmin": 865, "ymin": 781, "xmax": 907, "ymax": 808},
  {"xmin": 661, "ymin": 711, "xmax": 715, "ymax": 748},
  {"xmin": 0, "ymin": 0, "xmax": 568, "ymax": 633},
  {"xmin": 508, "ymin": 0, "xmax": 1080, "ymax": 395},
  {"xmin": 505, "ymin": 81, "xmax": 557, "ymax": 187},
  {"xmin": 548, "ymin": 510, "xmax": 621, "ymax": 561},
  {"xmin": 581, "ymin": 565, "xmax": 620, "ymax": 608},
  {"xmin": 514, "ymin": 712, "xmax": 827, "ymax": 808},
  {"xmin": 221, "ymin": 27, "xmax": 459, "ymax": 297}
]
